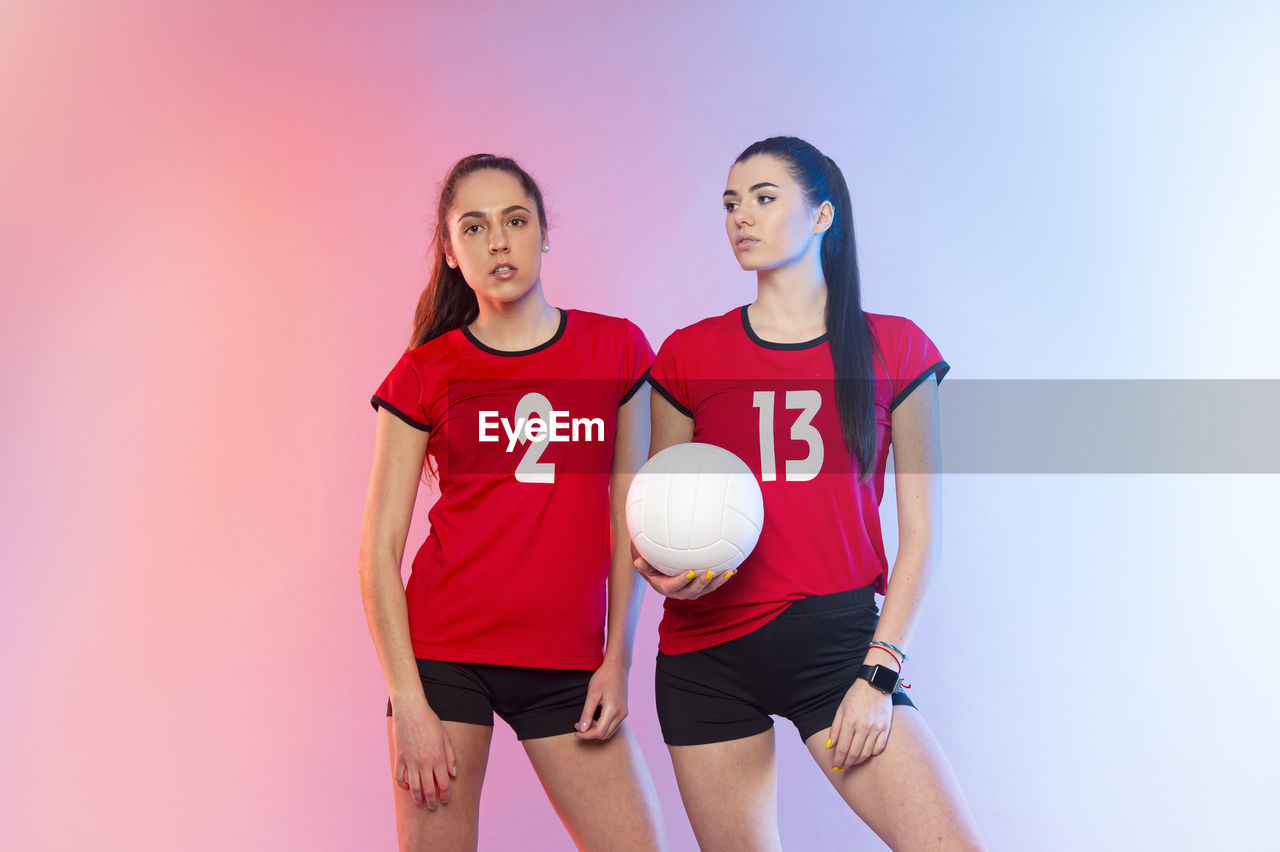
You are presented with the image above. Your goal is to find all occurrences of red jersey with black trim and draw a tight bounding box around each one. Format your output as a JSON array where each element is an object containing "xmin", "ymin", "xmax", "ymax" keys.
[
  {"xmin": 647, "ymin": 306, "xmax": 948, "ymax": 655},
  {"xmin": 371, "ymin": 309, "xmax": 652, "ymax": 669}
]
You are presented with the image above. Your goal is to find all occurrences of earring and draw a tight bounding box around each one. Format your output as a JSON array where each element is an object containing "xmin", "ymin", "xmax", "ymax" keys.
[
  {"xmin": 542, "ymin": 241, "xmax": 550, "ymax": 252},
  {"xmin": 446, "ymin": 258, "xmax": 456, "ymax": 268}
]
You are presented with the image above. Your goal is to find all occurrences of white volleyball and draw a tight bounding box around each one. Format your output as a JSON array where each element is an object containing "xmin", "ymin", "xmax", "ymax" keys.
[{"xmin": 626, "ymin": 443, "xmax": 765, "ymax": 576}]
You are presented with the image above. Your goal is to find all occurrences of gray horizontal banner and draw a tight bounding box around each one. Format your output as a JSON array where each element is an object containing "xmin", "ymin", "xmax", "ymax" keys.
[
  {"xmin": 931, "ymin": 380, "xmax": 1279, "ymax": 474},
  {"xmin": 429, "ymin": 379, "xmax": 1280, "ymax": 474}
]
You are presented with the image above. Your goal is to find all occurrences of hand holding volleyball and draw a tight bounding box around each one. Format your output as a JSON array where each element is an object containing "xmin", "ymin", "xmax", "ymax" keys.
[{"xmin": 626, "ymin": 443, "xmax": 765, "ymax": 577}]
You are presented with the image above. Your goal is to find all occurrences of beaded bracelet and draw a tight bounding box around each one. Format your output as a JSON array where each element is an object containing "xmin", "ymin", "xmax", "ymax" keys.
[{"xmin": 869, "ymin": 639, "xmax": 909, "ymax": 663}]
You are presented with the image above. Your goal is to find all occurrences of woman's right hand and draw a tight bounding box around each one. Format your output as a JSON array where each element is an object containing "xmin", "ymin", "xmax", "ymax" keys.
[
  {"xmin": 390, "ymin": 700, "xmax": 458, "ymax": 810},
  {"xmin": 634, "ymin": 556, "xmax": 735, "ymax": 600}
]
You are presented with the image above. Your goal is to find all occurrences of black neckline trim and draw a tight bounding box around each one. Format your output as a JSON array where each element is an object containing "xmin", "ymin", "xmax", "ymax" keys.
[
  {"xmin": 462, "ymin": 308, "xmax": 567, "ymax": 357},
  {"xmin": 740, "ymin": 305, "xmax": 828, "ymax": 350}
]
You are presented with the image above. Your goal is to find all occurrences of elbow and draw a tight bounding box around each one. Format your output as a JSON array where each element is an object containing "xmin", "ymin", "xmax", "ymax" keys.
[
  {"xmin": 357, "ymin": 542, "xmax": 402, "ymax": 590},
  {"xmin": 357, "ymin": 551, "xmax": 377, "ymax": 594},
  {"xmin": 897, "ymin": 523, "xmax": 941, "ymax": 558}
]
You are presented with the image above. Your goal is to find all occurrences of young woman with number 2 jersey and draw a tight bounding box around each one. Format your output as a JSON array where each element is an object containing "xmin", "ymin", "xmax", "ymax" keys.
[
  {"xmin": 639, "ymin": 137, "xmax": 986, "ymax": 851},
  {"xmin": 358, "ymin": 155, "xmax": 666, "ymax": 851}
]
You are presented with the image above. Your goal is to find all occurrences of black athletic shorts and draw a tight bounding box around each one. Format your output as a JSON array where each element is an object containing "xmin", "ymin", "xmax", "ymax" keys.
[
  {"xmin": 655, "ymin": 586, "xmax": 916, "ymax": 746},
  {"xmin": 386, "ymin": 659, "xmax": 597, "ymax": 741}
]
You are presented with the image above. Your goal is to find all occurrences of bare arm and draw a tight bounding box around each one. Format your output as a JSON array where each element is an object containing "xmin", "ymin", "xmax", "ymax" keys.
[
  {"xmin": 357, "ymin": 409, "xmax": 455, "ymax": 808},
  {"xmin": 358, "ymin": 409, "xmax": 431, "ymax": 712},
  {"xmin": 649, "ymin": 385, "xmax": 693, "ymax": 456},
  {"xmin": 604, "ymin": 387, "xmax": 652, "ymax": 668},
  {"xmin": 574, "ymin": 388, "xmax": 653, "ymax": 740},
  {"xmin": 827, "ymin": 376, "xmax": 943, "ymax": 770},
  {"xmin": 870, "ymin": 375, "xmax": 943, "ymax": 667}
]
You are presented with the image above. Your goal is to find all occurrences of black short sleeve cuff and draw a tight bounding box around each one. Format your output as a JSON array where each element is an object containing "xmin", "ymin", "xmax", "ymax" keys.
[
  {"xmin": 890, "ymin": 361, "xmax": 950, "ymax": 412},
  {"xmin": 646, "ymin": 375, "xmax": 693, "ymax": 418},
  {"xmin": 371, "ymin": 396, "xmax": 431, "ymax": 432},
  {"xmin": 620, "ymin": 368, "xmax": 651, "ymax": 407}
]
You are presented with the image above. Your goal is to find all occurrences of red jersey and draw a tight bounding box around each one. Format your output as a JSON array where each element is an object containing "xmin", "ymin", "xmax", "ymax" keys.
[
  {"xmin": 372, "ymin": 309, "xmax": 652, "ymax": 669},
  {"xmin": 647, "ymin": 306, "xmax": 948, "ymax": 655}
]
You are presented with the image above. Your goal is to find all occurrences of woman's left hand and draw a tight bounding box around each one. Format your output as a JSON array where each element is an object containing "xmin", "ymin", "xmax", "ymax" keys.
[
  {"xmin": 574, "ymin": 657, "xmax": 628, "ymax": 741},
  {"xmin": 826, "ymin": 678, "xmax": 894, "ymax": 770}
]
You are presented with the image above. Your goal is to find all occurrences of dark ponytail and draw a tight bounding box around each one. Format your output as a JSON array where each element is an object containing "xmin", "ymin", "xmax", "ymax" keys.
[
  {"xmin": 408, "ymin": 154, "xmax": 548, "ymax": 351},
  {"xmin": 735, "ymin": 137, "xmax": 879, "ymax": 477}
]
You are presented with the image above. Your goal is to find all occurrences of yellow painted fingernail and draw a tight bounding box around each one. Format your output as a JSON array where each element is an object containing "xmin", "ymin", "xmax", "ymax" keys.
[
  {"xmin": 824, "ymin": 738, "xmax": 832, "ymax": 749},
  {"xmin": 686, "ymin": 571, "xmax": 696, "ymax": 579},
  {"xmin": 633, "ymin": 558, "xmax": 642, "ymax": 568},
  {"xmin": 705, "ymin": 570, "xmax": 715, "ymax": 579}
]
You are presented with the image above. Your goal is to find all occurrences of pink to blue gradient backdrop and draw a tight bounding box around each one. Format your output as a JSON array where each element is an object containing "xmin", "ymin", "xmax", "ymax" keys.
[{"xmin": 3, "ymin": 2, "xmax": 1278, "ymax": 850}]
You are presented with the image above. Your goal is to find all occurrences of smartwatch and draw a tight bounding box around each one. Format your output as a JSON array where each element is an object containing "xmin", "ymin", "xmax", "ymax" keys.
[{"xmin": 857, "ymin": 664, "xmax": 900, "ymax": 695}]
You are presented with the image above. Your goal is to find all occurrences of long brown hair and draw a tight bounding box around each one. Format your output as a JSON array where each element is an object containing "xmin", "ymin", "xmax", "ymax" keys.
[
  {"xmin": 408, "ymin": 154, "xmax": 548, "ymax": 351},
  {"xmin": 735, "ymin": 137, "xmax": 879, "ymax": 477}
]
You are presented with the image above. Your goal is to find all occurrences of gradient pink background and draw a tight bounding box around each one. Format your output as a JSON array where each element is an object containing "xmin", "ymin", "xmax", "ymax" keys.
[{"xmin": 3, "ymin": 2, "xmax": 1278, "ymax": 849}]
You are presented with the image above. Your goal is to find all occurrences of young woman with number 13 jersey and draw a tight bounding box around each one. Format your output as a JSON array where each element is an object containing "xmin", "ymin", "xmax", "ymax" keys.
[
  {"xmin": 638, "ymin": 137, "xmax": 986, "ymax": 851},
  {"xmin": 358, "ymin": 154, "xmax": 665, "ymax": 851}
]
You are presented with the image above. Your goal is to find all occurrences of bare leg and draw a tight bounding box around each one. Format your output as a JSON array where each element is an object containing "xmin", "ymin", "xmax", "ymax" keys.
[
  {"xmin": 388, "ymin": 719, "xmax": 494, "ymax": 852},
  {"xmin": 521, "ymin": 721, "xmax": 667, "ymax": 851},
  {"xmin": 804, "ymin": 707, "xmax": 986, "ymax": 851},
  {"xmin": 666, "ymin": 729, "xmax": 781, "ymax": 852}
]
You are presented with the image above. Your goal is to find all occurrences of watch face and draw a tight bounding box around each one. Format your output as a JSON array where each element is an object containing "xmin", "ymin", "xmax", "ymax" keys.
[{"xmin": 867, "ymin": 665, "xmax": 898, "ymax": 694}]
